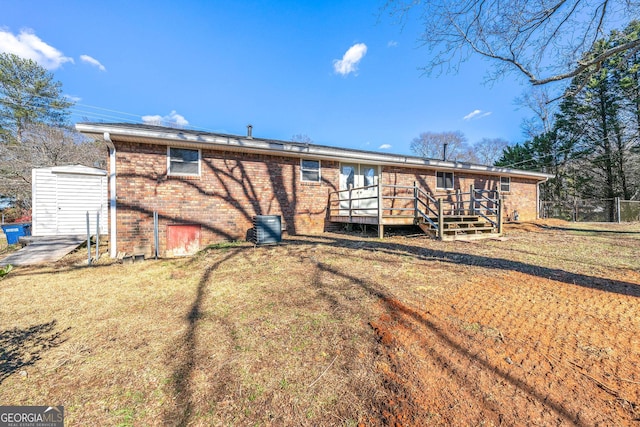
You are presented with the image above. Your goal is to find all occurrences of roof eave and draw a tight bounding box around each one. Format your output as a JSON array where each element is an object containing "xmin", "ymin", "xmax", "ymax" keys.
[{"xmin": 76, "ymin": 123, "xmax": 554, "ymax": 181}]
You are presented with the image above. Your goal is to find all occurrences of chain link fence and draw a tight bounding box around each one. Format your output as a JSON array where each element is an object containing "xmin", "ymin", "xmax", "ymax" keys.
[
  {"xmin": 540, "ymin": 198, "xmax": 639, "ymax": 222},
  {"xmin": 620, "ymin": 200, "xmax": 640, "ymax": 222}
]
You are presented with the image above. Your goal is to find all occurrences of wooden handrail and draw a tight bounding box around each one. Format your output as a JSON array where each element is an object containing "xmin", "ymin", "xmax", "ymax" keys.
[
  {"xmin": 416, "ymin": 186, "xmax": 438, "ymax": 205},
  {"xmin": 416, "ymin": 197, "xmax": 438, "ymax": 217}
]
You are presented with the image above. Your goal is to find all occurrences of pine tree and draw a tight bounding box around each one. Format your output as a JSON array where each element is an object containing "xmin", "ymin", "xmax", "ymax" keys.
[{"xmin": 0, "ymin": 53, "xmax": 73, "ymax": 145}]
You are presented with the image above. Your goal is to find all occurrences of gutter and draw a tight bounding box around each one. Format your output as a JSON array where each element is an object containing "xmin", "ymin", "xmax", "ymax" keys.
[
  {"xmin": 76, "ymin": 123, "xmax": 555, "ymax": 181},
  {"xmin": 103, "ymin": 132, "xmax": 117, "ymax": 258},
  {"xmin": 536, "ymin": 176, "xmax": 551, "ymax": 219}
]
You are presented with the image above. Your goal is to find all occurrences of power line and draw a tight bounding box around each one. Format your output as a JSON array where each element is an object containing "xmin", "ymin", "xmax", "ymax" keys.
[
  {"xmin": 497, "ymin": 145, "xmax": 577, "ymax": 169},
  {"xmin": 496, "ymin": 136, "xmax": 640, "ymax": 171},
  {"xmin": 1, "ymin": 97, "xmax": 221, "ymax": 133},
  {"xmin": 75, "ymin": 103, "xmax": 143, "ymax": 118},
  {"xmin": 4, "ymin": 97, "xmax": 640, "ymax": 172},
  {"xmin": 69, "ymin": 108, "xmax": 140, "ymax": 124}
]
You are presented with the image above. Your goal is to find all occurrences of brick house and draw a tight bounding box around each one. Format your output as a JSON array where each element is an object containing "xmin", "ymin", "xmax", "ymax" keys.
[{"xmin": 76, "ymin": 123, "xmax": 552, "ymax": 257}]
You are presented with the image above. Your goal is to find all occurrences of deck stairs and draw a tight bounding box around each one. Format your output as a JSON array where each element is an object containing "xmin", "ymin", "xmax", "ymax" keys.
[{"xmin": 416, "ymin": 215, "xmax": 501, "ymax": 240}]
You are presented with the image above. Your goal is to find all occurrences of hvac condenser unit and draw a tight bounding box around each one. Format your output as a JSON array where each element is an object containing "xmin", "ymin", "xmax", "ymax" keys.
[{"xmin": 252, "ymin": 215, "xmax": 281, "ymax": 245}]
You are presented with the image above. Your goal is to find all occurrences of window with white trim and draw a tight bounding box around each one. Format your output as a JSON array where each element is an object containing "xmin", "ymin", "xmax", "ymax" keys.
[
  {"xmin": 500, "ymin": 176, "xmax": 511, "ymax": 192},
  {"xmin": 436, "ymin": 171, "xmax": 454, "ymax": 190},
  {"xmin": 168, "ymin": 147, "xmax": 200, "ymax": 176},
  {"xmin": 301, "ymin": 159, "xmax": 321, "ymax": 182}
]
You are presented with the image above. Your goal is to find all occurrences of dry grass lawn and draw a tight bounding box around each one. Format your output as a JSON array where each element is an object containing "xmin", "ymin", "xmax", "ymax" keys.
[{"xmin": 0, "ymin": 220, "xmax": 639, "ymax": 426}]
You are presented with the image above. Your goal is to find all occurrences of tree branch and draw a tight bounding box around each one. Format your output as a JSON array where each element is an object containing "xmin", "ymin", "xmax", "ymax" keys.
[{"xmin": 533, "ymin": 38, "xmax": 640, "ymax": 85}]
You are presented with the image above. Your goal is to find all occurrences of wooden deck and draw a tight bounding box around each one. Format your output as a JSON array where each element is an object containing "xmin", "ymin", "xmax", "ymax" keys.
[{"xmin": 328, "ymin": 183, "xmax": 503, "ymax": 240}]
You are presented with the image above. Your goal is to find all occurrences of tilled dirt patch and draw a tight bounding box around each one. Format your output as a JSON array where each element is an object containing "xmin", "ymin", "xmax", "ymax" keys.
[{"xmin": 367, "ymin": 223, "xmax": 640, "ymax": 426}]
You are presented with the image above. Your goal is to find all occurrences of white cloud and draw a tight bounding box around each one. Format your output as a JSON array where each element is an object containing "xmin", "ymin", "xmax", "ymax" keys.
[
  {"xmin": 0, "ymin": 28, "xmax": 73, "ymax": 70},
  {"xmin": 168, "ymin": 111, "xmax": 189, "ymax": 127},
  {"xmin": 64, "ymin": 94, "xmax": 82, "ymax": 102},
  {"xmin": 80, "ymin": 54, "xmax": 106, "ymax": 71},
  {"xmin": 379, "ymin": 144, "xmax": 392, "ymax": 149},
  {"xmin": 141, "ymin": 114, "xmax": 163, "ymax": 125},
  {"xmin": 463, "ymin": 109, "xmax": 482, "ymax": 120},
  {"xmin": 387, "ymin": 40, "xmax": 398, "ymax": 47},
  {"xmin": 463, "ymin": 109, "xmax": 492, "ymax": 120},
  {"xmin": 142, "ymin": 110, "xmax": 189, "ymax": 128},
  {"xmin": 333, "ymin": 43, "xmax": 367, "ymax": 76}
]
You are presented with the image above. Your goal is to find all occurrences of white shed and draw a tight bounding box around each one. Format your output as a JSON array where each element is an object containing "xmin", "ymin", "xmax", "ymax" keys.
[{"xmin": 32, "ymin": 165, "xmax": 108, "ymax": 236}]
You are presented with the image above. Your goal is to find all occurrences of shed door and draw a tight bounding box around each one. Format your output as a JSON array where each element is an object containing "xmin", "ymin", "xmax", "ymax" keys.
[
  {"xmin": 56, "ymin": 173, "xmax": 106, "ymax": 235},
  {"xmin": 33, "ymin": 169, "xmax": 58, "ymax": 236}
]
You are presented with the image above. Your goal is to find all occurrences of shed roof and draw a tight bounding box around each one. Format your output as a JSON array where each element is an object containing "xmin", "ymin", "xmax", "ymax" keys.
[
  {"xmin": 76, "ymin": 122, "xmax": 553, "ymax": 181},
  {"xmin": 35, "ymin": 164, "xmax": 107, "ymax": 176}
]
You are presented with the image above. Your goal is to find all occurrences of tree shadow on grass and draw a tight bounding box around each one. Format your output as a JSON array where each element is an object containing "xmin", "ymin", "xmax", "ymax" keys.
[
  {"xmin": 163, "ymin": 248, "xmax": 246, "ymax": 427},
  {"xmin": 288, "ymin": 234, "xmax": 640, "ymax": 298},
  {"xmin": 533, "ymin": 223, "xmax": 640, "ymax": 235},
  {"xmin": 0, "ymin": 320, "xmax": 68, "ymax": 384}
]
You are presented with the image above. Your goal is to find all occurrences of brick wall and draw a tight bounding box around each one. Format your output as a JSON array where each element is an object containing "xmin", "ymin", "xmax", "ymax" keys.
[
  {"xmin": 380, "ymin": 167, "xmax": 539, "ymax": 221},
  {"xmin": 501, "ymin": 177, "xmax": 540, "ymax": 221},
  {"xmin": 111, "ymin": 142, "xmax": 540, "ymax": 256},
  {"xmin": 112, "ymin": 141, "xmax": 338, "ymax": 256}
]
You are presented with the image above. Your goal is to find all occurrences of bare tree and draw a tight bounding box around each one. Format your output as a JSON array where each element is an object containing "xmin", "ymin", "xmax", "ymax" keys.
[
  {"xmin": 386, "ymin": 1, "xmax": 640, "ymax": 86},
  {"xmin": 0, "ymin": 123, "xmax": 105, "ymax": 209},
  {"xmin": 410, "ymin": 131, "xmax": 469, "ymax": 160},
  {"xmin": 411, "ymin": 131, "xmax": 510, "ymax": 165},
  {"xmin": 473, "ymin": 137, "xmax": 511, "ymax": 165},
  {"xmin": 291, "ymin": 133, "xmax": 313, "ymax": 144},
  {"xmin": 516, "ymin": 88, "xmax": 556, "ymax": 138}
]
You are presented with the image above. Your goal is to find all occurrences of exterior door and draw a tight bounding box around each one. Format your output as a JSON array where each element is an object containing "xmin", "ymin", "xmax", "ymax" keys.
[
  {"xmin": 358, "ymin": 164, "xmax": 379, "ymax": 215},
  {"xmin": 339, "ymin": 163, "xmax": 378, "ymax": 216},
  {"xmin": 55, "ymin": 173, "xmax": 106, "ymax": 235},
  {"xmin": 339, "ymin": 164, "xmax": 357, "ymax": 215}
]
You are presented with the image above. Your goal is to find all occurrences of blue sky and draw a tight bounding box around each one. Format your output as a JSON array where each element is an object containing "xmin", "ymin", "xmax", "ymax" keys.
[{"xmin": 2, "ymin": 0, "xmax": 535, "ymax": 155}]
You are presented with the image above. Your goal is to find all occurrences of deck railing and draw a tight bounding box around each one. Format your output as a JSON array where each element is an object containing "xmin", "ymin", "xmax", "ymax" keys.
[
  {"xmin": 328, "ymin": 183, "xmax": 502, "ymax": 238},
  {"xmin": 471, "ymin": 188, "xmax": 500, "ymax": 228},
  {"xmin": 327, "ymin": 184, "xmax": 379, "ymax": 221},
  {"xmin": 414, "ymin": 186, "xmax": 439, "ymax": 230}
]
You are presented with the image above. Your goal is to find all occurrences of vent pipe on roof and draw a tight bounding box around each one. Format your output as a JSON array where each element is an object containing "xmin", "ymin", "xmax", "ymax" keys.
[
  {"xmin": 247, "ymin": 124, "xmax": 253, "ymax": 139},
  {"xmin": 443, "ymin": 143, "xmax": 448, "ymax": 161}
]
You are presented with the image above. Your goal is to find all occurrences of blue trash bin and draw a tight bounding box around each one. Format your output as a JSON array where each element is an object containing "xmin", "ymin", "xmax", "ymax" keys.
[{"xmin": 1, "ymin": 222, "xmax": 32, "ymax": 245}]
